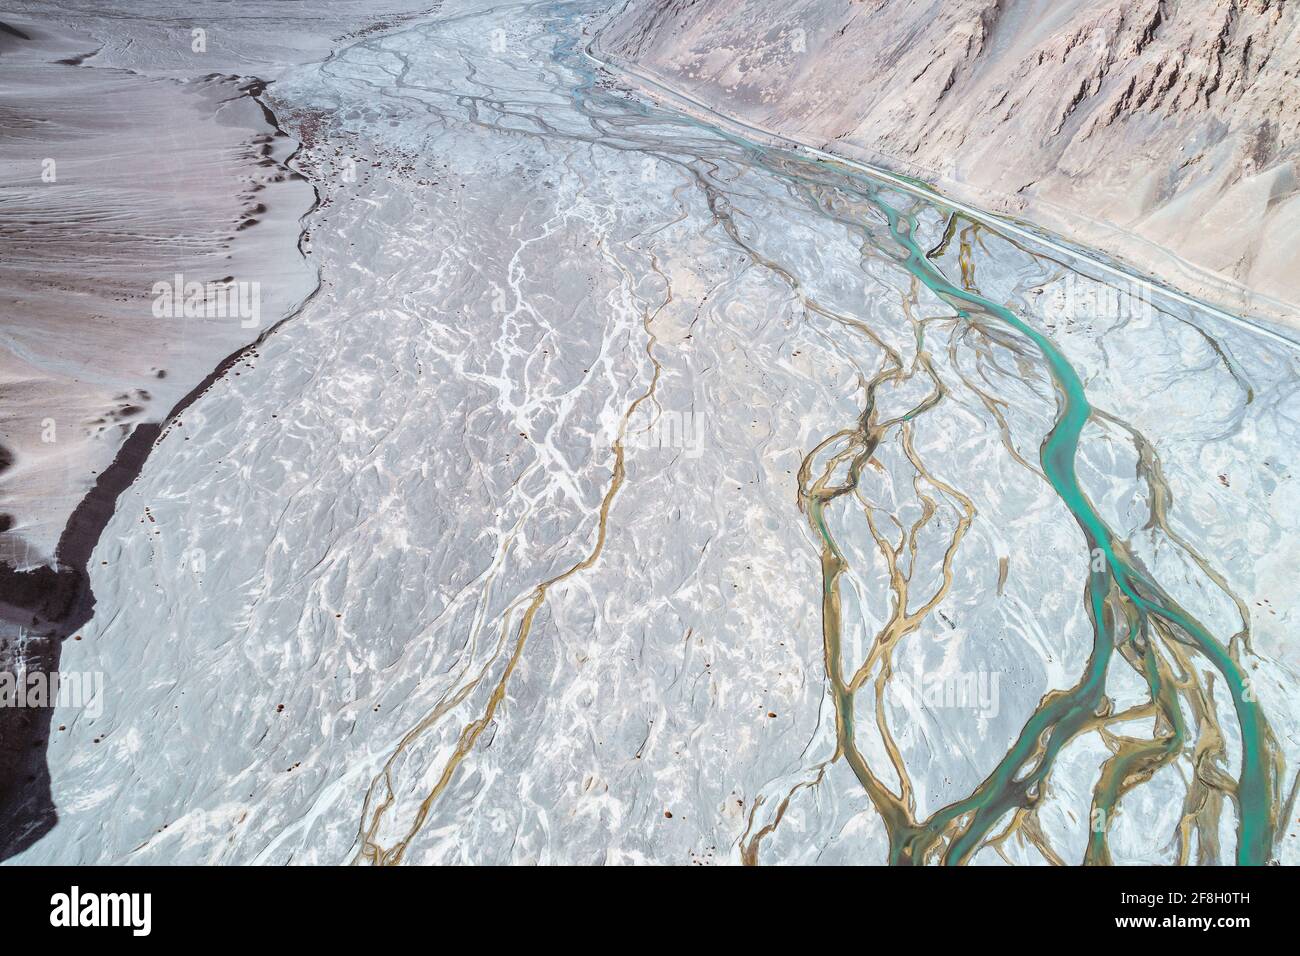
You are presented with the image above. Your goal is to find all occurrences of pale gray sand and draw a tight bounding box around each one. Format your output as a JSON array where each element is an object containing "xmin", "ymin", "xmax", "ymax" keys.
[
  {"xmin": 0, "ymin": 31, "xmax": 314, "ymax": 567},
  {"xmin": 0, "ymin": 0, "xmax": 442, "ymax": 566}
]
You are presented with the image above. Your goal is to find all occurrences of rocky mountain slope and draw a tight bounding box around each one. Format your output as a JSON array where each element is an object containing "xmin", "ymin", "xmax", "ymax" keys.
[{"xmin": 597, "ymin": 0, "xmax": 1300, "ymax": 323}]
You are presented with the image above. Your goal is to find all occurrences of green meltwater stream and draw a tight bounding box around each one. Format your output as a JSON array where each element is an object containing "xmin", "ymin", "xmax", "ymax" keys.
[
  {"xmin": 572, "ymin": 12, "xmax": 1294, "ymax": 863},
  {"xmin": 870, "ymin": 200, "xmax": 1281, "ymax": 865}
]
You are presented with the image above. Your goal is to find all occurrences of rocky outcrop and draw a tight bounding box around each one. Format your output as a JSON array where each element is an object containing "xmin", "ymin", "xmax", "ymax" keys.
[{"xmin": 597, "ymin": 0, "xmax": 1300, "ymax": 323}]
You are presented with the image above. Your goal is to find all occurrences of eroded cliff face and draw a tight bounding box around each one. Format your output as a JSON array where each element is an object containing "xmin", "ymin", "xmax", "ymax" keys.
[{"xmin": 598, "ymin": 0, "xmax": 1300, "ymax": 322}]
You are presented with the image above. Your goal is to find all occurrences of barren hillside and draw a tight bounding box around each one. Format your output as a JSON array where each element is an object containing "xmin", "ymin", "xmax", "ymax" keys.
[{"xmin": 598, "ymin": 0, "xmax": 1300, "ymax": 322}]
